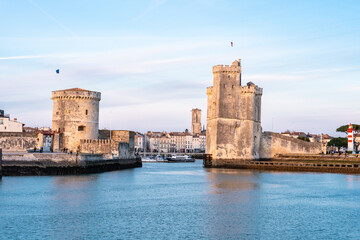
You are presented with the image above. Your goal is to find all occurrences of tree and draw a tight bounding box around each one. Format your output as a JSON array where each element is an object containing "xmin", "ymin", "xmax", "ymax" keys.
[
  {"xmin": 336, "ymin": 124, "xmax": 360, "ymax": 134},
  {"xmin": 327, "ymin": 137, "xmax": 347, "ymax": 150},
  {"xmin": 297, "ymin": 136, "xmax": 310, "ymax": 142}
]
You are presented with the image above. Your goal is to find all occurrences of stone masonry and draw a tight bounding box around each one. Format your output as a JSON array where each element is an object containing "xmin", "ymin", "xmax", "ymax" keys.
[
  {"xmin": 191, "ymin": 108, "xmax": 202, "ymax": 136},
  {"xmin": 206, "ymin": 59, "xmax": 321, "ymax": 162},
  {"xmin": 206, "ymin": 60, "xmax": 263, "ymax": 160},
  {"xmin": 52, "ymin": 88, "xmax": 101, "ymax": 152}
]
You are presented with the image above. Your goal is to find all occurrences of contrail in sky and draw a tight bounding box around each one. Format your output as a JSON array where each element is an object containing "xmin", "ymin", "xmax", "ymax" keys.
[
  {"xmin": 26, "ymin": 0, "xmax": 76, "ymax": 36},
  {"xmin": 0, "ymin": 55, "xmax": 48, "ymax": 60}
]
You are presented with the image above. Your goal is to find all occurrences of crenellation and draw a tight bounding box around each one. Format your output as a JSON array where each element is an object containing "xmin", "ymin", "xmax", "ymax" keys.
[
  {"xmin": 52, "ymin": 88, "xmax": 101, "ymax": 152},
  {"xmin": 206, "ymin": 59, "xmax": 322, "ymax": 164}
]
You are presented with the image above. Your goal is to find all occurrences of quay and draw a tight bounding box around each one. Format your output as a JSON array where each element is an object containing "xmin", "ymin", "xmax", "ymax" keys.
[
  {"xmin": 1, "ymin": 152, "xmax": 141, "ymax": 176},
  {"xmin": 204, "ymin": 154, "xmax": 360, "ymax": 174},
  {"xmin": 0, "ymin": 149, "xmax": 2, "ymax": 179},
  {"xmin": 0, "ymin": 88, "xmax": 143, "ymax": 176}
]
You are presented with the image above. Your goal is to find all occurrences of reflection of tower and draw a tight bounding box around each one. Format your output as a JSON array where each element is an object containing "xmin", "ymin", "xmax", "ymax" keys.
[
  {"xmin": 348, "ymin": 123, "xmax": 354, "ymax": 152},
  {"xmin": 52, "ymin": 88, "xmax": 101, "ymax": 152},
  {"xmin": 206, "ymin": 59, "xmax": 262, "ymax": 160},
  {"xmin": 191, "ymin": 108, "xmax": 202, "ymax": 136}
]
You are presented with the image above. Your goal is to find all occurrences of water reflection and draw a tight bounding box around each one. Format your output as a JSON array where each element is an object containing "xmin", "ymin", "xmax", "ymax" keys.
[
  {"xmin": 48, "ymin": 175, "xmax": 101, "ymax": 239},
  {"xmin": 52, "ymin": 174, "xmax": 99, "ymax": 187},
  {"xmin": 206, "ymin": 168, "xmax": 259, "ymax": 194},
  {"xmin": 204, "ymin": 168, "xmax": 261, "ymax": 239}
]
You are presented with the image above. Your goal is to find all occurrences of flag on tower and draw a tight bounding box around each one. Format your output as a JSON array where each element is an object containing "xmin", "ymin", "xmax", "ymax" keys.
[
  {"xmin": 230, "ymin": 41, "xmax": 233, "ymax": 47},
  {"xmin": 56, "ymin": 69, "xmax": 60, "ymax": 74}
]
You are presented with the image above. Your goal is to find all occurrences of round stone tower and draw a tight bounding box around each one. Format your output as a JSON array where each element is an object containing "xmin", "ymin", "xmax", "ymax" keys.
[{"xmin": 52, "ymin": 88, "xmax": 101, "ymax": 152}]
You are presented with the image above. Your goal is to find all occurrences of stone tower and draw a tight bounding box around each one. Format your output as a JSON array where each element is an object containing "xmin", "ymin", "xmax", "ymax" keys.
[
  {"xmin": 191, "ymin": 108, "xmax": 202, "ymax": 136},
  {"xmin": 206, "ymin": 59, "xmax": 263, "ymax": 160},
  {"xmin": 52, "ymin": 88, "xmax": 101, "ymax": 152}
]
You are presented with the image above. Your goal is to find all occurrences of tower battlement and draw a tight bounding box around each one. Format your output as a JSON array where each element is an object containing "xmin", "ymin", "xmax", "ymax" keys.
[
  {"xmin": 212, "ymin": 59, "xmax": 241, "ymax": 74},
  {"xmin": 239, "ymin": 83, "xmax": 263, "ymax": 95},
  {"xmin": 52, "ymin": 88, "xmax": 101, "ymax": 101}
]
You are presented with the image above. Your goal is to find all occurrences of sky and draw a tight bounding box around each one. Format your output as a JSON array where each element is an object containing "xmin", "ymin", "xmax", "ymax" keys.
[{"xmin": 1, "ymin": 0, "xmax": 360, "ymax": 136}]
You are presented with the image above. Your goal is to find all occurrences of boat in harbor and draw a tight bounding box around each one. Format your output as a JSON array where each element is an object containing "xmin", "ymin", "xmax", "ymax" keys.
[
  {"xmin": 141, "ymin": 156, "xmax": 157, "ymax": 162},
  {"xmin": 141, "ymin": 155, "xmax": 168, "ymax": 162},
  {"xmin": 155, "ymin": 155, "xmax": 167, "ymax": 162},
  {"xmin": 167, "ymin": 155, "xmax": 195, "ymax": 162}
]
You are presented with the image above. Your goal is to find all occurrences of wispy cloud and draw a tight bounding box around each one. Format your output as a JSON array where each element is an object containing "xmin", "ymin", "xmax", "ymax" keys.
[
  {"xmin": 247, "ymin": 66, "xmax": 360, "ymax": 83},
  {"xmin": 133, "ymin": 0, "xmax": 167, "ymax": 21},
  {"xmin": 26, "ymin": 0, "xmax": 75, "ymax": 36}
]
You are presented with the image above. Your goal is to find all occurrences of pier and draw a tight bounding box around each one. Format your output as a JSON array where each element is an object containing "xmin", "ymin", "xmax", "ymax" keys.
[
  {"xmin": 1, "ymin": 152, "xmax": 141, "ymax": 176},
  {"xmin": 203, "ymin": 154, "xmax": 360, "ymax": 174}
]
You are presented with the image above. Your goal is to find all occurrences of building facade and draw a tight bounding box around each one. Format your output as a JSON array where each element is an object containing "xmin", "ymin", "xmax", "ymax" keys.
[{"xmin": 0, "ymin": 110, "xmax": 23, "ymax": 132}]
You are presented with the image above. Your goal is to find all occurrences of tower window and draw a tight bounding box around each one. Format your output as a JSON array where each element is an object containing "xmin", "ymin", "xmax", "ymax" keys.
[
  {"xmin": 85, "ymin": 110, "xmax": 88, "ymax": 115},
  {"xmin": 78, "ymin": 126, "xmax": 85, "ymax": 131},
  {"xmin": 66, "ymin": 109, "xmax": 70, "ymax": 113}
]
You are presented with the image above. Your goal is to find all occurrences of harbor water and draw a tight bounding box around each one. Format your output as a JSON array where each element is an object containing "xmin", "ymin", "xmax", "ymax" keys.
[{"xmin": 1, "ymin": 160, "xmax": 360, "ymax": 239}]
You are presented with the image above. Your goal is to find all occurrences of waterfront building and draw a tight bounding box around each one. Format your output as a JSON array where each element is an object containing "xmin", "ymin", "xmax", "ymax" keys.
[
  {"xmin": 0, "ymin": 110, "xmax": 23, "ymax": 133},
  {"xmin": 134, "ymin": 132, "xmax": 145, "ymax": 152}
]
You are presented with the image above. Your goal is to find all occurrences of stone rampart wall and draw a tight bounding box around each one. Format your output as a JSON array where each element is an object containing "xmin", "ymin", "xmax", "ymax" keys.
[
  {"xmin": 0, "ymin": 132, "xmax": 38, "ymax": 152},
  {"xmin": 260, "ymin": 131, "xmax": 322, "ymax": 159},
  {"xmin": 119, "ymin": 143, "xmax": 135, "ymax": 159},
  {"xmin": 79, "ymin": 139, "xmax": 118, "ymax": 155},
  {"xmin": 98, "ymin": 130, "xmax": 110, "ymax": 139}
]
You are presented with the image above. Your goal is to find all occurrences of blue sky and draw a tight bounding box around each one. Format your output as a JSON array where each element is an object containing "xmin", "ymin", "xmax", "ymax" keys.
[{"xmin": 1, "ymin": 0, "xmax": 359, "ymax": 136}]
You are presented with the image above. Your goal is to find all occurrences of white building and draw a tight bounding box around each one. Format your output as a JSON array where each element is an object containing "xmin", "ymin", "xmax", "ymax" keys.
[
  {"xmin": 0, "ymin": 110, "xmax": 23, "ymax": 132},
  {"xmin": 134, "ymin": 132, "xmax": 145, "ymax": 152}
]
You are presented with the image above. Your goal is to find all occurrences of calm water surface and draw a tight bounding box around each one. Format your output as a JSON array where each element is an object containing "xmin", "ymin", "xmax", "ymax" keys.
[{"xmin": 1, "ymin": 161, "xmax": 360, "ymax": 239}]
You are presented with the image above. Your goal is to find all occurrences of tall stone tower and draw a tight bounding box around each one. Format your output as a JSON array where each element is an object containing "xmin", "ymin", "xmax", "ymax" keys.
[
  {"xmin": 191, "ymin": 108, "xmax": 202, "ymax": 136},
  {"xmin": 206, "ymin": 59, "xmax": 263, "ymax": 160},
  {"xmin": 52, "ymin": 88, "xmax": 101, "ymax": 152}
]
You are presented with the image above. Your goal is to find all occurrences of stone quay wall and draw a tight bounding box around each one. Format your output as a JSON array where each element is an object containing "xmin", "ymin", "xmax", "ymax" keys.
[
  {"xmin": 203, "ymin": 156, "xmax": 360, "ymax": 174},
  {"xmin": 0, "ymin": 132, "xmax": 38, "ymax": 152},
  {"xmin": 260, "ymin": 132, "xmax": 322, "ymax": 159},
  {"xmin": 1, "ymin": 152, "xmax": 142, "ymax": 176}
]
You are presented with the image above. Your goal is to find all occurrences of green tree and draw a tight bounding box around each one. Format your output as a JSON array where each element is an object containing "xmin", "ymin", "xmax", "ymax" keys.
[
  {"xmin": 297, "ymin": 136, "xmax": 310, "ymax": 142},
  {"xmin": 327, "ymin": 137, "xmax": 347, "ymax": 150},
  {"xmin": 336, "ymin": 124, "xmax": 360, "ymax": 134}
]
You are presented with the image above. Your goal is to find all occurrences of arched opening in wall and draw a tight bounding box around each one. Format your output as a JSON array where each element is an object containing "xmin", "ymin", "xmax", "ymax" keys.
[{"xmin": 78, "ymin": 126, "xmax": 86, "ymax": 131}]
